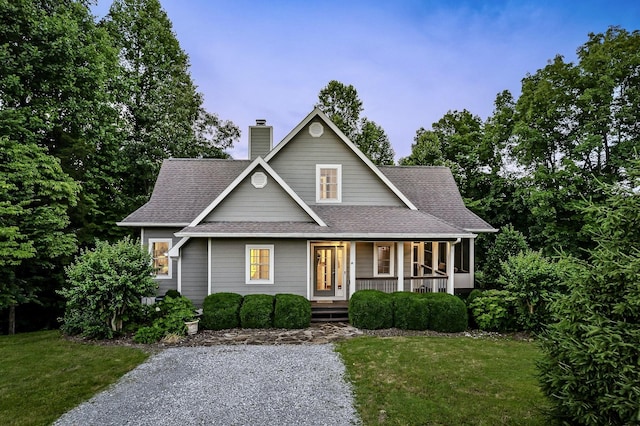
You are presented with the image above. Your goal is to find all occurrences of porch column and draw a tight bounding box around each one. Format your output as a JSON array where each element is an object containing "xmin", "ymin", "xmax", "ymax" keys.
[
  {"xmin": 469, "ymin": 238, "xmax": 475, "ymax": 288},
  {"xmin": 446, "ymin": 242, "xmax": 455, "ymax": 295},
  {"xmin": 349, "ymin": 241, "xmax": 356, "ymax": 298},
  {"xmin": 396, "ymin": 242, "xmax": 404, "ymax": 291},
  {"xmin": 207, "ymin": 238, "xmax": 212, "ymax": 295}
]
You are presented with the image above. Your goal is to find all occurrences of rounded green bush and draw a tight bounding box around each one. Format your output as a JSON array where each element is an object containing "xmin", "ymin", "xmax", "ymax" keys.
[
  {"xmin": 423, "ymin": 293, "xmax": 468, "ymax": 332},
  {"xmin": 201, "ymin": 292, "xmax": 244, "ymax": 330},
  {"xmin": 392, "ymin": 292, "xmax": 430, "ymax": 330},
  {"xmin": 273, "ymin": 294, "xmax": 311, "ymax": 329},
  {"xmin": 240, "ymin": 294, "xmax": 274, "ymax": 328},
  {"xmin": 349, "ymin": 290, "xmax": 393, "ymax": 330}
]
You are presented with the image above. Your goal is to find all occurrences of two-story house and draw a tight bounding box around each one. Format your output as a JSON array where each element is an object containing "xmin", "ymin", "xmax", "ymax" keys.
[{"xmin": 118, "ymin": 108, "xmax": 495, "ymax": 307}]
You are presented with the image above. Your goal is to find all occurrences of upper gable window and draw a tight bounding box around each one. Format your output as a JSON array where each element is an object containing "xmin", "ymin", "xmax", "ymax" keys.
[{"xmin": 316, "ymin": 164, "xmax": 342, "ymax": 203}]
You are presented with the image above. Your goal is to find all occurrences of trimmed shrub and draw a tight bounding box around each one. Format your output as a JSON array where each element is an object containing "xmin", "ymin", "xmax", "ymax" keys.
[
  {"xmin": 201, "ymin": 292, "xmax": 243, "ymax": 330},
  {"xmin": 392, "ymin": 292, "xmax": 430, "ymax": 330},
  {"xmin": 468, "ymin": 289, "xmax": 516, "ymax": 331},
  {"xmin": 240, "ymin": 294, "xmax": 274, "ymax": 328},
  {"xmin": 349, "ymin": 290, "xmax": 393, "ymax": 330},
  {"xmin": 273, "ymin": 294, "xmax": 311, "ymax": 329},
  {"xmin": 424, "ymin": 293, "xmax": 468, "ymax": 332}
]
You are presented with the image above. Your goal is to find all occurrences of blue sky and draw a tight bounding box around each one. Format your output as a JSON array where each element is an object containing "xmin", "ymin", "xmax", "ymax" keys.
[{"xmin": 93, "ymin": 1, "xmax": 640, "ymax": 161}]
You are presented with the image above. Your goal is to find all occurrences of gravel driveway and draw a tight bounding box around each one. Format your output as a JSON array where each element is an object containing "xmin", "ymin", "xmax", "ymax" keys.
[{"xmin": 54, "ymin": 345, "xmax": 360, "ymax": 426}]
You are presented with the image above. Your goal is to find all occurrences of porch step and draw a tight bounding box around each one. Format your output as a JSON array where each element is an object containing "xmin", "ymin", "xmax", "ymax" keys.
[{"xmin": 311, "ymin": 303, "xmax": 349, "ymax": 323}]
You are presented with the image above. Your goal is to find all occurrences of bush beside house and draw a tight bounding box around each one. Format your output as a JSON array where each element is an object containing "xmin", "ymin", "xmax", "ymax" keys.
[
  {"xmin": 273, "ymin": 294, "xmax": 311, "ymax": 329},
  {"xmin": 201, "ymin": 292, "xmax": 243, "ymax": 330},
  {"xmin": 240, "ymin": 294, "xmax": 274, "ymax": 328},
  {"xmin": 392, "ymin": 292, "xmax": 430, "ymax": 330},
  {"xmin": 133, "ymin": 295, "xmax": 198, "ymax": 343},
  {"xmin": 349, "ymin": 290, "xmax": 394, "ymax": 330}
]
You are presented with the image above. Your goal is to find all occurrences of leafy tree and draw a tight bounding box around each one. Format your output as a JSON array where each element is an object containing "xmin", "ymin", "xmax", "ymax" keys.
[
  {"xmin": 538, "ymin": 160, "xmax": 640, "ymax": 425},
  {"xmin": 0, "ymin": 133, "xmax": 79, "ymax": 334},
  {"xmin": 354, "ymin": 118, "xmax": 395, "ymax": 165},
  {"xmin": 498, "ymin": 250, "xmax": 565, "ymax": 332},
  {"xmin": 60, "ymin": 237, "xmax": 157, "ymax": 339},
  {"xmin": 478, "ymin": 224, "xmax": 529, "ymax": 289},
  {"xmin": 0, "ymin": 0, "xmax": 124, "ymax": 246},
  {"xmin": 315, "ymin": 80, "xmax": 394, "ymax": 164},
  {"xmin": 102, "ymin": 0, "xmax": 239, "ymax": 211},
  {"xmin": 510, "ymin": 27, "xmax": 640, "ymax": 256},
  {"xmin": 315, "ymin": 80, "xmax": 363, "ymax": 140},
  {"xmin": 399, "ymin": 128, "xmax": 446, "ymax": 167}
]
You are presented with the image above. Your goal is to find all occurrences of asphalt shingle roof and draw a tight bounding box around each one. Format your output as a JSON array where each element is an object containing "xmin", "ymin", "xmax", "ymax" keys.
[
  {"xmin": 119, "ymin": 159, "xmax": 495, "ymax": 235},
  {"xmin": 380, "ymin": 166, "xmax": 494, "ymax": 231}
]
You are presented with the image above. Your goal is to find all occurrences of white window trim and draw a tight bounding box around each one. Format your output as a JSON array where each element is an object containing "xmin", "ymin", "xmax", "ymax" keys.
[
  {"xmin": 148, "ymin": 238, "xmax": 172, "ymax": 279},
  {"xmin": 245, "ymin": 244, "xmax": 274, "ymax": 284},
  {"xmin": 373, "ymin": 242, "xmax": 395, "ymax": 277},
  {"xmin": 316, "ymin": 164, "xmax": 342, "ymax": 203}
]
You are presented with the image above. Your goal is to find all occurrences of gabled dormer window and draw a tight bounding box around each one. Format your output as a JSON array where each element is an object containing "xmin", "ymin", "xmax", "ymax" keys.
[{"xmin": 316, "ymin": 164, "xmax": 342, "ymax": 203}]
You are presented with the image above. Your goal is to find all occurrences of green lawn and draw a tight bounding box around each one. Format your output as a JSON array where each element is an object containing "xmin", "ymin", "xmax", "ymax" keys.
[
  {"xmin": 336, "ymin": 336, "xmax": 549, "ymax": 426},
  {"xmin": 0, "ymin": 331, "xmax": 149, "ymax": 426}
]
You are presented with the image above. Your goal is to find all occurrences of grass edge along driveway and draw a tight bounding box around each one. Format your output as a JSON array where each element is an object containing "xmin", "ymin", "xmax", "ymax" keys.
[
  {"xmin": 0, "ymin": 330, "xmax": 149, "ymax": 426},
  {"xmin": 335, "ymin": 336, "xmax": 549, "ymax": 426}
]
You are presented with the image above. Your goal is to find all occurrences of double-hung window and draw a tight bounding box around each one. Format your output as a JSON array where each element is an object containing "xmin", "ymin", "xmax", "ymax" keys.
[
  {"xmin": 246, "ymin": 245, "xmax": 274, "ymax": 284},
  {"xmin": 316, "ymin": 165, "xmax": 342, "ymax": 203},
  {"xmin": 149, "ymin": 239, "xmax": 172, "ymax": 279},
  {"xmin": 373, "ymin": 242, "xmax": 394, "ymax": 277}
]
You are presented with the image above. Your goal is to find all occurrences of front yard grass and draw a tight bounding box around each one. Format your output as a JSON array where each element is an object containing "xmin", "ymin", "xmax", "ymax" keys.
[
  {"xmin": 335, "ymin": 336, "xmax": 548, "ymax": 425},
  {"xmin": 0, "ymin": 330, "xmax": 148, "ymax": 426}
]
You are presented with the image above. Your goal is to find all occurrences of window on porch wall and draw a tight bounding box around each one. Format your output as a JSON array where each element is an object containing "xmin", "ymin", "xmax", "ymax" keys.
[{"xmin": 374, "ymin": 242, "xmax": 394, "ymax": 277}]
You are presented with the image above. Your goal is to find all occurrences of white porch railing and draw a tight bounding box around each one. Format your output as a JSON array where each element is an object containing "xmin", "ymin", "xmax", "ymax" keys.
[
  {"xmin": 405, "ymin": 276, "xmax": 448, "ymax": 293},
  {"xmin": 355, "ymin": 278, "xmax": 398, "ymax": 293},
  {"xmin": 354, "ymin": 276, "xmax": 448, "ymax": 294}
]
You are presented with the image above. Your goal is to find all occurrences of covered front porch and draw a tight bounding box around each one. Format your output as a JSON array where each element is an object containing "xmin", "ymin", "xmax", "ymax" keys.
[{"xmin": 309, "ymin": 239, "xmax": 474, "ymax": 301}]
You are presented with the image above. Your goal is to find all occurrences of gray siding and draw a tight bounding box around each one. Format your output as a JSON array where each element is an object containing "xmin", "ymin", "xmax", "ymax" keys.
[
  {"xmin": 249, "ymin": 126, "xmax": 272, "ymax": 160},
  {"xmin": 142, "ymin": 228, "xmax": 181, "ymax": 295},
  {"xmin": 180, "ymin": 238, "xmax": 208, "ymax": 306},
  {"xmin": 210, "ymin": 239, "xmax": 307, "ymax": 296},
  {"xmin": 205, "ymin": 166, "xmax": 312, "ymax": 222},
  {"xmin": 269, "ymin": 119, "xmax": 403, "ymax": 206},
  {"xmin": 356, "ymin": 242, "xmax": 374, "ymax": 277}
]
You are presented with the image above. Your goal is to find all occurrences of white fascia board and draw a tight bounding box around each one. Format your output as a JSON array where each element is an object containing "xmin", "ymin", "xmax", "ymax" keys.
[
  {"xmin": 188, "ymin": 157, "xmax": 326, "ymax": 227},
  {"xmin": 464, "ymin": 228, "xmax": 498, "ymax": 233},
  {"xmin": 264, "ymin": 108, "xmax": 418, "ymax": 211},
  {"xmin": 168, "ymin": 237, "xmax": 189, "ymax": 257},
  {"xmin": 116, "ymin": 222, "xmax": 190, "ymax": 227},
  {"xmin": 174, "ymin": 231, "xmax": 473, "ymax": 240}
]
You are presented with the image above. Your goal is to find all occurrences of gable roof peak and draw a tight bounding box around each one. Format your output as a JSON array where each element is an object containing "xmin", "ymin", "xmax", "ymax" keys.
[{"xmin": 264, "ymin": 108, "xmax": 418, "ymax": 211}]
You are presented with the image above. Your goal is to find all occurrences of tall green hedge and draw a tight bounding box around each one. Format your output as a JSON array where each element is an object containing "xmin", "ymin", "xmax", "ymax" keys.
[
  {"xmin": 240, "ymin": 294, "xmax": 274, "ymax": 329},
  {"xmin": 201, "ymin": 292, "xmax": 243, "ymax": 330},
  {"xmin": 273, "ymin": 294, "xmax": 311, "ymax": 329},
  {"xmin": 349, "ymin": 290, "xmax": 393, "ymax": 329}
]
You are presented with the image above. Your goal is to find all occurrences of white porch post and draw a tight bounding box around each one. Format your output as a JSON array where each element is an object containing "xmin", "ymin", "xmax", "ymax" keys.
[
  {"xmin": 446, "ymin": 242, "xmax": 455, "ymax": 295},
  {"xmin": 349, "ymin": 241, "xmax": 357, "ymax": 298},
  {"xmin": 177, "ymin": 255, "xmax": 182, "ymax": 293},
  {"xmin": 397, "ymin": 242, "xmax": 404, "ymax": 291},
  {"xmin": 207, "ymin": 238, "xmax": 212, "ymax": 295},
  {"xmin": 469, "ymin": 238, "xmax": 475, "ymax": 288}
]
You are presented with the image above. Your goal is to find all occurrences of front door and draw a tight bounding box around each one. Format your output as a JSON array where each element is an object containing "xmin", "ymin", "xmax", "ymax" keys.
[{"xmin": 314, "ymin": 246, "xmax": 335, "ymax": 297}]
